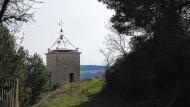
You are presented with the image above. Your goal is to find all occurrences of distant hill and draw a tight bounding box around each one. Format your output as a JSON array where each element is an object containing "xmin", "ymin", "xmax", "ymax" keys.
[{"xmin": 80, "ymin": 65, "xmax": 106, "ymax": 71}]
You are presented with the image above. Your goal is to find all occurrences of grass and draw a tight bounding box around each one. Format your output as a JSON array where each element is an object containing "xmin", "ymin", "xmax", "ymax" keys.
[
  {"xmin": 32, "ymin": 79, "xmax": 108, "ymax": 107},
  {"xmin": 32, "ymin": 78, "xmax": 159, "ymax": 107}
]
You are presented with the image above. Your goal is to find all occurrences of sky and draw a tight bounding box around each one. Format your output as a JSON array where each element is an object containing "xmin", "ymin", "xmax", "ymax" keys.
[{"xmin": 19, "ymin": 0, "xmax": 114, "ymax": 65}]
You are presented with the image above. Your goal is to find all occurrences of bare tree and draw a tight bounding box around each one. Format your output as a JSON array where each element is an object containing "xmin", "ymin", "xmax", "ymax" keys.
[
  {"xmin": 0, "ymin": 0, "xmax": 42, "ymax": 32},
  {"xmin": 100, "ymin": 25, "xmax": 131, "ymax": 69},
  {"xmin": 104, "ymin": 31, "xmax": 130, "ymax": 55},
  {"xmin": 99, "ymin": 48, "xmax": 116, "ymax": 71}
]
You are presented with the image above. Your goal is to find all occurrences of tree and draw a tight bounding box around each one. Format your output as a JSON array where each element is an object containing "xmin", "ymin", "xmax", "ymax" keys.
[
  {"xmin": 0, "ymin": 26, "xmax": 27, "ymax": 78},
  {"xmin": 98, "ymin": 0, "xmax": 190, "ymax": 36},
  {"xmin": 0, "ymin": 26, "xmax": 49, "ymax": 106},
  {"xmin": 105, "ymin": 25, "xmax": 130, "ymax": 55},
  {"xmin": 0, "ymin": 26, "xmax": 29, "ymax": 107},
  {"xmin": 98, "ymin": 0, "xmax": 190, "ymax": 106},
  {"xmin": 100, "ymin": 25, "xmax": 130, "ymax": 70},
  {"xmin": 98, "ymin": 0, "xmax": 190, "ymax": 52},
  {"xmin": 0, "ymin": 0, "xmax": 41, "ymax": 32},
  {"xmin": 100, "ymin": 48, "xmax": 115, "ymax": 71},
  {"xmin": 22, "ymin": 53, "xmax": 49, "ymax": 106},
  {"xmin": 0, "ymin": 1, "xmax": 45, "ymax": 106}
]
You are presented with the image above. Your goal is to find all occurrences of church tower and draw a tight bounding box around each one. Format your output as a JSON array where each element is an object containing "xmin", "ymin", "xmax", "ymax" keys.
[{"xmin": 46, "ymin": 21, "xmax": 81, "ymax": 86}]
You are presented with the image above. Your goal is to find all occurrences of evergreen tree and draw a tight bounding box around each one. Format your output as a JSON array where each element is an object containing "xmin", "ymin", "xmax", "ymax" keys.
[
  {"xmin": 99, "ymin": 0, "xmax": 190, "ymax": 106},
  {"xmin": 22, "ymin": 53, "xmax": 49, "ymax": 106},
  {"xmin": 0, "ymin": 26, "xmax": 26, "ymax": 78}
]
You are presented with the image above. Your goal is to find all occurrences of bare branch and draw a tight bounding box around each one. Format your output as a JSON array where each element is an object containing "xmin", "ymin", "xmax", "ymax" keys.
[
  {"xmin": 0, "ymin": 0, "xmax": 40, "ymax": 32},
  {"xmin": 0, "ymin": 0, "xmax": 10, "ymax": 23},
  {"xmin": 2, "ymin": 13, "xmax": 30, "ymax": 22}
]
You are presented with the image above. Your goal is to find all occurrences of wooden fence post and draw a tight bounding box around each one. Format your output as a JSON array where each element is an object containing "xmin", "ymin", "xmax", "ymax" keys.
[{"xmin": 16, "ymin": 78, "xmax": 19, "ymax": 107}]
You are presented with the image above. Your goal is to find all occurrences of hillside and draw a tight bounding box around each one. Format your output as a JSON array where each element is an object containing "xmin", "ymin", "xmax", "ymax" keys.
[
  {"xmin": 32, "ymin": 79, "xmax": 159, "ymax": 107},
  {"xmin": 32, "ymin": 79, "xmax": 126, "ymax": 107}
]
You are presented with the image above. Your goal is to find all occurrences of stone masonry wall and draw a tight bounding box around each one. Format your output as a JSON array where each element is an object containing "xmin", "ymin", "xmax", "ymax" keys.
[{"xmin": 46, "ymin": 51, "xmax": 80, "ymax": 86}]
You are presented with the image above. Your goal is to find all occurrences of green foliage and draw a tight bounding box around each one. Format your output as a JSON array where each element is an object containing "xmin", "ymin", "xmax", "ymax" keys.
[
  {"xmin": 0, "ymin": 26, "xmax": 50, "ymax": 106},
  {"xmin": 98, "ymin": 0, "xmax": 190, "ymax": 36},
  {"xmin": 21, "ymin": 53, "xmax": 50, "ymax": 106},
  {"xmin": 0, "ymin": 26, "xmax": 25, "ymax": 78}
]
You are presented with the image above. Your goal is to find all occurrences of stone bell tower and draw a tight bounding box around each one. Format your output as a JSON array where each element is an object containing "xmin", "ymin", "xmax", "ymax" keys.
[{"xmin": 46, "ymin": 21, "xmax": 81, "ymax": 86}]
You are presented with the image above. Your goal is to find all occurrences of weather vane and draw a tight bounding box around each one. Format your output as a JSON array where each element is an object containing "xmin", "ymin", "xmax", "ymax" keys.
[
  {"xmin": 59, "ymin": 20, "xmax": 63, "ymax": 31},
  {"xmin": 59, "ymin": 20, "xmax": 64, "ymax": 39}
]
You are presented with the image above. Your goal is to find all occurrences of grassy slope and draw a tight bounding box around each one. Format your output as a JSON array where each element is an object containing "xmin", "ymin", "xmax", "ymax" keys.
[{"xmin": 32, "ymin": 79, "xmax": 158, "ymax": 107}]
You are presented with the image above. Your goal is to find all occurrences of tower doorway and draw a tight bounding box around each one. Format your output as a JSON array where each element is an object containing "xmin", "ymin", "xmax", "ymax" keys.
[{"xmin": 69, "ymin": 73, "xmax": 74, "ymax": 82}]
